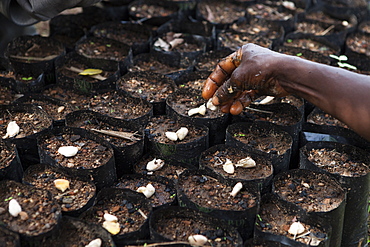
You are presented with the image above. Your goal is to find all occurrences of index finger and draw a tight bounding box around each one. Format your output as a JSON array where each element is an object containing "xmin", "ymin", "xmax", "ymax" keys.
[{"xmin": 202, "ymin": 48, "xmax": 243, "ymax": 100}]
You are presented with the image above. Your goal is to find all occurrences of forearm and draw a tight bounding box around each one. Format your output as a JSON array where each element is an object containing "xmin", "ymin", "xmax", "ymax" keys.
[{"xmin": 276, "ymin": 54, "xmax": 370, "ymax": 141}]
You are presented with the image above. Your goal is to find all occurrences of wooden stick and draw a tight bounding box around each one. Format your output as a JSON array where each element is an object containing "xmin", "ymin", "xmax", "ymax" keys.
[
  {"xmin": 66, "ymin": 66, "xmax": 107, "ymax": 81},
  {"xmin": 244, "ymin": 107, "xmax": 273, "ymax": 114},
  {"xmin": 318, "ymin": 25, "xmax": 335, "ymax": 36},
  {"xmin": 91, "ymin": 128, "xmax": 141, "ymax": 141}
]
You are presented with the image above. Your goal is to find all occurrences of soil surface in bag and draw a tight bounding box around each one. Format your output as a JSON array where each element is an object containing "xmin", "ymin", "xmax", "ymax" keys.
[
  {"xmin": 346, "ymin": 33, "xmax": 370, "ymax": 56},
  {"xmin": 197, "ymin": 1, "xmax": 246, "ymax": 24},
  {"xmin": 179, "ymin": 174, "xmax": 257, "ymax": 211},
  {"xmin": 117, "ymin": 71, "xmax": 175, "ymax": 104},
  {"xmin": 230, "ymin": 127, "xmax": 291, "ymax": 156},
  {"xmin": 23, "ymin": 164, "xmax": 96, "ymax": 214},
  {"xmin": 115, "ymin": 176, "xmax": 175, "ymax": 208},
  {"xmin": 0, "ymin": 141, "xmax": 16, "ymax": 170},
  {"xmin": 43, "ymin": 87, "xmax": 152, "ymax": 121},
  {"xmin": 283, "ymin": 38, "xmax": 338, "ymax": 56},
  {"xmin": 145, "ymin": 115, "xmax": 207, "ymax": 144},
  {"xmin": 257, "ymin": 197, "xmax": 328, "ymax": 246},
  {"xmin": 306, "ymin": 108, "xmax": 348, "ymax": 128},
  {"xmin": 154, "ymin": 32, "xmax": 205, "ymax": 53},
  {"xmin": 133, "ymin": 154, "xmax": 188, "ymax": 180},
  {"xmin": 199, "ymin": 144, "xmax": 273, "ymax": 181},
  {"xmin": 129, "ymin": 2, "xmax": 177, "ymax": 19},
  {"xmin": 68, "ymin": 117, "xmax": 142, "ymax": 149},
  {"xmin": 39, "ymin": 133, "xmax": 113, "ymax": 169},
  {"xmin": 0, "ymin": 180, "xmax": 61, "ymax": 237},
  {"xmin": 0, "ymin": 106, "xmax": 52, "ymax": 139},
  {"xmin": 0, "ymin": 84, "xmax": 14, "ymax": 104},
  {"xmin": 307, "ymin": 147, "xmax": 369, "ymax": 177},
  {"xmin": 273, "ymin": 171, "xmax": 345, "ymax": 213},
  {"xmin": 128, "ymin": 54, "xmax": 184, "ymax": 75},
  {"xmin": 80, "ymin": 190, "xmax": 150, "ymax": 236}
]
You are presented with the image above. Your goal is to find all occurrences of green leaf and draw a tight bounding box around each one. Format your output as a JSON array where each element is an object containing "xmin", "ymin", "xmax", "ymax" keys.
[
  {"xmin": 21, "ymin": 76, "xmax": 33, "ymax": 81},
  {"xmin": 106, "ymin": 44, "xmax": 112, "ymax": 47},
  {"xmin": 329, "ymin": 54, "xmax": 340, "ymax": 60},
  {"xmin": 79, "ymin": 69, "xmax": 103, "ymax": 76},
  {"xmin": 296, "ymin": 53, "xmax": 303, "ymax": 57},
  {"xmin": 286, "ymin": 39, "xmax": 293, "ymax": 43}
]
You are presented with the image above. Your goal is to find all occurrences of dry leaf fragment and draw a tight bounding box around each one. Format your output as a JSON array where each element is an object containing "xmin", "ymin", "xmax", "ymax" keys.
[{"xmin": 79, "ymin": 69, "xmax": 103, "ymax": 76}]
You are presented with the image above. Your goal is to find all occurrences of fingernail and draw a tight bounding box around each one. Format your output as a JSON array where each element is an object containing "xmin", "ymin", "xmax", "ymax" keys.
[{"xmin": 212, "ymin": 96, "xmax": 220, "ymax": 106}]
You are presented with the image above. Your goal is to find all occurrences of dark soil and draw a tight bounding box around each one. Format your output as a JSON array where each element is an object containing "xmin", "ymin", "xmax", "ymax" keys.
[
  {"xmin": 179, "ymin": 174, "xmax": 257, "ymax": 211},
  {"xmin": 0, "ymin": 106, "xmax": 52, "ymax": 139},
  {"xmin": 0, "ymin": 84, "xmax": 14, "ymax": 105},
  {"xmin": 307, "ymin": 110, "xmax": 348, "ymax": 128},
  {"xmin": 129, "ymin": 3, "xmax": 177, "ymax": 19},
  {"xmin": 145, "ymin": 115, "xmax": 208, "ymax": 144},
  {"xmin": 115, "ymin": 177, "xmax": 175, "ymax": 208},
  {"xmin": 68, "ymin": 118, "xmax": 142, "ymax": 148},
  {"xmin": 230, "ymin": 128, "xmax": 291, "ymax": 155},
  {"xmin": 305, "ymin": 11, "xmax": 353, "ymax": 28},
  {"xmin": 273, "ymin": 172, "xmax": 345, "ymax": 212},
  {"xmin": 257, "ymin": 199, "xmax": 327, "ymax": 245},
  {"xmin": 128, "ymin": 58, "xmax": 182, "ymax": 75},
  {"xmin": 200, "ymin": 146, "xmax": 273, "ymax": 180},
  {"xmin": 178, "ymin": 77, "xmax": 207, "ymax": 91},
  {"xmin": 247, "ymin": 4, "xmax": 293, "ymax": 21},
  {"xmin": 0, "ymin": 141, "xmax": 15, "ymax": 169},
  {"xmin": 23, "ymin": 165, "xmax": 96, "ymax": 213},
  {"xmin": 241, "ymin": 105, "xmax": 300, "ymax": 126},
  {"xmin": 80, "ymin": 192, "xmax": 150, "ymax": 236},
  {"xmin": 117, "ymin": 72, "xmax": 175, "ymax": 103},
  {"xmin": 230, "ymin": 20, "xmax": 282, "ymax": 40},
  {"xmin": 75, "ymin": 37, "xmax": 131, "ymax": 61},
  {"xmin": 284, "ymin": 39, "xmax": 337, "ymax": 56},
  {"xmin": 359, "ymin": 21, "xmax": 370, "ymax": 34},
  {"xmin": 0, "ymin": 180, "xmax": 61, "ymax": 237},
  {"xmin": 133, "ymin": 154, "xmax": 187, "ymax": 180},
  {"xmin": 155, "ymin": 216, "xmax": 236, "ymax": 245},
  {"xmin": 197, "ymin": 1, "xmax": 246, "ymax": 24},
  {"xmin": 154, "ymin": 32, "xmax": 204, "ymax": 53},
  {"xmin": 295, "ymin": 22, "xmax": 334, "ymax": 35},
  {"xmin": 307, "ymin": 148, "xmax": 370, "ymax": 177},
  {"xmin": 346, "ymin": 33, "xmax": 370, "ymax": 56},
  {"xmin": 218, "ymin": 31, "xmax": 273, "ymax": 50},
  {"xmin": 39, "ymin": 133, "xmax": 114, "ymax": 169},
  {"xmin": 193, "ymin": 49, "xmax": 233, "ymax": 72},
  {"xmin": 43, "ymin": 87, "xmax": 152, "ymax": 120}
]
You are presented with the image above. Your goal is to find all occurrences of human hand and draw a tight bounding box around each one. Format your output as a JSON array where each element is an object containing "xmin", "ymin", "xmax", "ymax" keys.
[{"xmin": 202, "ymin": 43, "xmax": 289, "ymax": 115}]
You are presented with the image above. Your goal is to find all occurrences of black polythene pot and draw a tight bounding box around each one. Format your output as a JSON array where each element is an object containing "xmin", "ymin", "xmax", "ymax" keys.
[
  {"xmin": 54, "ymin": 51, "xmax": 120, "ymax": 95},
  {"xmin": 115, "ymin": 173, "xmax": 177, "ymax": 210},
  {"xmin": 344, "ymin": 32, "xmax": 370, "ymax": 72},
  {"xmin": 273, "ymin": 45, "xmax": 333, "ymax": 66},
  {"xmin": 11, "ymin": 73, "xmax": 46, "ymax": 94},
  {"xmin": 117, "ymin": 70, "xmax": 177, "ymax": 116},
  {"xmin": 272, "ymin": 168, "xmax": 346, "ymax": 247},
  {"xmin": 149, "ymin": 205, "xmax": 244, "ymax": 246},
  {"xmin": 176, "ymin": 169, "xmax": 259, "ymax": 241},
  {"xmin": 22, "ymin": 163, "xmax": 97, "ymax": 218},
  {"xmin": 0, "ymin": 225, "xmax": 21, "ymax": 247},
  {"xmin": 4, "ymin": 35, "xmax": 66, "ymax": 85},
  {"xmin": 40, "ymin": 216, "xmax": 116, "ymax": 247},
  {"xmin": 145, "ymin": 116, "xmax": 209, "ymax": 167},
  {"xmin": 166, "ymin": 88, "xmax": 231, "ymax": 146},
  {"xmin": 225, "ymin": 121, "xmax": 293, "ymax": 175},
  {"xmin": 244, "ymin": 238, "xmax": 289, "ymax": 247},
  {"xmin": 65, "ymin": 109, "xmax": 145, "ymax": 178},
  {"xmin": 37, "ymin": 126, "xmax": 117, "ymax": 190},
  {"xmin": 255, "ymin": 193, "xmax": 331, "ymax": 247},
  {"xmin": 198, "ymin": 143, "xmax": 274, "ymax": 194},
  {"xmin": 0, "ymin": 140, "xmax": 23, "ymax": 183},
  {"xmin": 299, "ymin": 141, "xmax": 370, "ymax": 247},
  {"xmin": 0, "ymin": 103, "xmax": 53, "ymax": 170},
  {"xmin": 80, "ymin": 188, "xmax": 152, "ymax": 246},
  {"xmin": 232, "ymin": 102, "xmax": 303, "ymax": 169}
]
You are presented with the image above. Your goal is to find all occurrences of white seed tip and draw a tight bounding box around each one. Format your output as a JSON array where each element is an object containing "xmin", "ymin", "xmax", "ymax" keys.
[
  {"xmin": 8, "ymin": 199, "xmax": 22, "ymax": 217},
  {"xmin": 3, "ymin": 121, "xmax": 20, "ymax": 139},
  {"xmin": 85, "ymin": 238, "xmax": 102, "ymax": 247},
  {"xmin": 288, "ymin": 221, "xmax": 305, "ymax": 235},
  {"xmin": 206, "ymin": 98, "xmax": 217, "ymax": 111},
  {"xmin": 235, "ymin": 157, "xmax": 256, "ymax": 168},
  {"xmin": 58, "ymin": 146, "xmax": 79, "ymax": 157},
  {"xmin": 165, "ymin": 131, "xmax": 178, "ymax": 141},
  {"xmin": 57, "ymin": 106, "xmax": 65, "ymax": 113},
  {"xmin": 176, "ymin": 127, "xmax": 189, "ymax": 140},
  {"xmin": 104, "ymin": 213, "xmax": 118, "ymax": 222},
  {"xmin": 53, "ymin": 179, "xmax": 70, "ymax": 192},
  {"xmin": 188, "ymin": 234, "xmax": 208, "ymax": 246},
  {"xmin": 137, "ymin": 183, "xmax": 156, "ymax": 198},
  {"xmin": 230, "ymin": 182, "xmax": 243, "ymax": 197},
  {"xmin": 198, "ymin": 104, "xmax": 206, "ymax": 115},
  {"xmin": 102, "ymin": 221, "xmax": 120, "ymax": 235},
  {"xmin": 257, "ymin": 96, "xmax": 275, "ymax": 105},
  {"xmin": 146, "ymin": 158, "xmax": 165, "ymax": 171}
]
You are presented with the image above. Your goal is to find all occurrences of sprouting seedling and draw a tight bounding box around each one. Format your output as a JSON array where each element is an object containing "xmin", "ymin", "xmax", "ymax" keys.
[
  {"xmin": 329, "ymin": 54, "xmax": 357, "ymax": 70},
  {"xmin": 21, "ymin": 76, "xmax": 33, "ymax": 81}
]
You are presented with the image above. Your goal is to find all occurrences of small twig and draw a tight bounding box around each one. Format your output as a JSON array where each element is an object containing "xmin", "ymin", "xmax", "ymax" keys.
[
  {"xmin": 9, "ymin": 54, "xmax": 59, "ymax": 62},
  {"xmin": 66, "ymin": 66, "xmax": 107, "ymax": 81},
  {"xmin": 296, "ymin": 231, "xmax": 311, "ymax": 239},
  {"xmin": 91, "ymin": 129, "xmax": 141, "ymax": 141},
  {"xmin": 317, "ymin": 25, "xmax": 335, "ymax": 36},
  {"xmin": 205, "ymin": 5, "xmax": 215, "ymax": 22},
  {"xmin": 137, "ymin": 209, "xmax": 148, "ymax": 219},
  {"xmin": 244, "ymin": 107, "xmax": 273, "ymax": 114}
]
